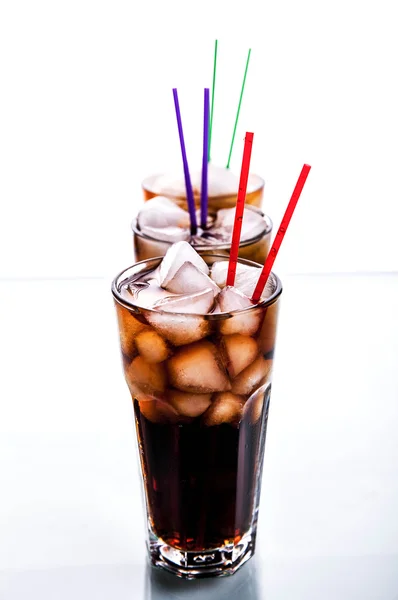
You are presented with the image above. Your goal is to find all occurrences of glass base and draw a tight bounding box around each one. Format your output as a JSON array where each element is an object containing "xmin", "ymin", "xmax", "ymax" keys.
[{"xmin": 148, "ymin": 528, "xmax": 256, "ymax": 579}]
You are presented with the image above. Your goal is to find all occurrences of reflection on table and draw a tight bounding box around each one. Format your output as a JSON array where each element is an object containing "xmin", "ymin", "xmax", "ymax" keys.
[{"xmin": 147, "ymin": 559, "xmax": 259, "ymax": 600}]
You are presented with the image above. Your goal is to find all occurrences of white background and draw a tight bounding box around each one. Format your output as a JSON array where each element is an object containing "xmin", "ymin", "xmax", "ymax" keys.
[
  {"xmin": 1, "ymin": 2, "xmax": 398, "ymax": 596},
  {"xmin": 1, "ymin": 0, "xmax": 398, "ymax": 279}
]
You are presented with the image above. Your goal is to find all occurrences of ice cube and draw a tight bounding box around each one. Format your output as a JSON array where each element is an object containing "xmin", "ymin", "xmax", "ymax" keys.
[
  {"xmin": 214, "ymin": 206, "xmax": 265, "ymax": 241},
  {"xmin": 139, "ymin": 225, "xmax": 190, "ymax": 243},
  {"xmin": 222, "ymin": 334, "xmax": 259, "ymax": 378},
  {"xmin": 203, "ymin": 392, "xmax": 245, "ymax": 426},
  {"xmin": 135, "ymin": 329, "xmax": 170, "ymax": 363},
  {"xmin": 138, "ymin": 398, "xmax": 179, "ymax": 424},
  {"xmin": 239, "ymin": 205, "xmax": 266, "ymax": 241},
  {"xmin": 144, "ymin": 310, "xmax": 211, "ymax": 346},
  {"xmin": 126, "ymin": 380, "xmax": 176, "ymax": 428},
  {"xmin": 217, "ymin": 287, "xmax": 262, "ymax": 336},
  {"xmin": 167, "ymin": 341, "xmax": 231, "ymax": 393},
  {"xmin": 138, "ymin": 196, "xmax": 191, "ymax": 230},
  {"xmin": 218, "ymin": 286, "xmax": 252, "ymax": 311},
  {"xmin": 126, "ymin": 356, "xmax": 167, "ymax": 395},
  {"xmin": 124, "ymin": 281, "xmax": 171, "ymax": 310},
  {"xmin": 152, "ymin": 288, "xmax": 214, "ymax": 314},
  {"xmin": 231, "ymin": 356, "xmax": 273, "ymax": 395},
  {"xmin": 211, "ymin": 261, "xmax": 272, "ymax": 299},
  {"xmin": 210, "ymin": 261, "xmax": 230, "ymax": 288},
  {"xmin": 115, "ymin": 304, "xmax": 147, "ymax": 357},
  {"xmin": 166, "ymin": 262, "xmax": 220, "ymax": 296},
  {"xmin": 258, "ymin": 302, "xmax": 279, "ymax": 355},
  {"xmin": 167, "ymin": 390, "xmax": 212, "ymax": 418},
  {"xmin": 159, "ymin": 241, "xmax": 209, "ymax": 288}
]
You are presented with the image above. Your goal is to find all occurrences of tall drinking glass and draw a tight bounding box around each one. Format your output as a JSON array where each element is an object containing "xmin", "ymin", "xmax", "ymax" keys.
[{"xmin": 112, "ymin": 254, "xmax": 282, "ymax": 579}]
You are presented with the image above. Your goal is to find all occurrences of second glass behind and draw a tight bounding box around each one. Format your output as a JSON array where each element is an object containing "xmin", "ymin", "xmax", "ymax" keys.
[
  {"xmin": 133, "ymin": 196, "xmax": 273, "ymax": 264},
  {"xmin": 142, "ymin": 164, "xmax": 265, "ymax": 211}
]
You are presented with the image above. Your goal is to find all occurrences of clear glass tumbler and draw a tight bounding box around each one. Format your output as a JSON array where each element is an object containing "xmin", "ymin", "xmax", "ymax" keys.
[
  {"xmin": 112, "ymin": 254, "xmax": 282, "ymax": 579},
  {"xmin": 132, "ymin": 212, "xmax": 272, "ymax": 265}
]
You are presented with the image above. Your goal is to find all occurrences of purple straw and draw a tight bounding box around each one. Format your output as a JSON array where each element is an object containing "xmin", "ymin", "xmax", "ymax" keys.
[
  {"xmin": 172, "ymin": 88, "xmax": 197, "ymax": 235},
  {"xmin": 200, "ymin": 88, "xmax": 210, "ymax": 229}
]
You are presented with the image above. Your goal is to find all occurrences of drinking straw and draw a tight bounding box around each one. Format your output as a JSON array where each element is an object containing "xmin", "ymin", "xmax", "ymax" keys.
[
  {"xmin": 208, "ymin": 39, "xmax": 218, "ymax": 162},
  {"xmin": 226, "ymin": 132, "xmax": 254, "ymax": 286},
  {"xmin": 172, "ymin": 88, "xmax": 197, "ymax": 234},
  {"xmin": 200, "ymin": 88, "xmax": 210, "ymax": 229},
  {"xmin": 251, "ymin": 164, "xmax": 312, "ymax": 302},
  {"xmin": 226, "ymin": 49, "xmax": 251, "ymax": 169}
]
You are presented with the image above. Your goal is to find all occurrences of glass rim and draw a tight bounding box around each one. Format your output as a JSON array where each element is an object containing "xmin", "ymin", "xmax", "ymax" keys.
[
  {"xmin": 131, "ymin": 211, "xmax": 273, "ymax": 250},
  {"xmin": 141, "ymin": 172, "xmax": 265, "ymax": 198},
  {"xmin": 111, "ymin": 254, "xmax": 283, "ymax": 320}
]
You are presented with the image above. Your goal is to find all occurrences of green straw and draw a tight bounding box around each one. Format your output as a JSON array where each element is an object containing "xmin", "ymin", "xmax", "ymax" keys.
[
  {"xmin": 226, "ymin": 48, "xmax": 251, "ymax": 169},
  {"xmin": 208, "ymin": 40, "xmax": 218, "ymax": 162}
]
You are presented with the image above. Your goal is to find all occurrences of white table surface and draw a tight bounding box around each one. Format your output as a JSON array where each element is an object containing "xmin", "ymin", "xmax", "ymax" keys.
[{"xmin": 1, "ymin": 274, "xmax": 398, "ymax": 599}]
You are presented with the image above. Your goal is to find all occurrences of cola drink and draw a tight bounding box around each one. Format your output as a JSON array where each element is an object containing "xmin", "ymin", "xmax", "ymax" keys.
[{"xmin": 112, "ymin": 243, "xmax": 281, "ymax": 578}]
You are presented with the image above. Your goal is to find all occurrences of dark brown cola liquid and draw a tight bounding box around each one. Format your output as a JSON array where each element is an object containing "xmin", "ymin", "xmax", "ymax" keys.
[{"xmin": 134, "ymin": 398, "xmax": 268, "ymax": 552}]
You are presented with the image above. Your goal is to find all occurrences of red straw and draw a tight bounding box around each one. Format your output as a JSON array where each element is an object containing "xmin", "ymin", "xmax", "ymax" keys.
[
  {"xmin": 200, "ymin": 88, "xmax": 210, "ymax": 229},
  {"xmin": 226, "ymin": 132, "xmax": 254, "ymax": 287},
  {"xmin": 251, "ymin": 164, "xmax": 312, "ymax": 303}
]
